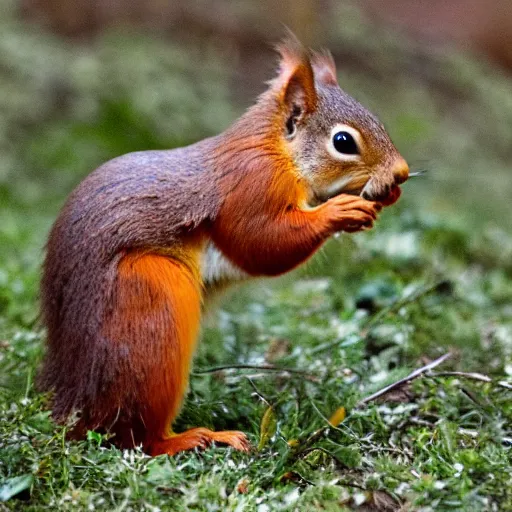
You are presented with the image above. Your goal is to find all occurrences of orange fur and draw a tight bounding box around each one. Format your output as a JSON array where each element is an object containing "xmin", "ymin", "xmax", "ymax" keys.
[
  {"xmin": 85, "ymin": 250, "xmax": 245, "ymax": 454},
  {"xmin": 62, "ymin": 246, "xmax": 249, "ymax": 454},
  {"xmin": 99, "ymin": 251, "xmax": 202, "ymax": 450},
  {"xmin": 211, "ymin": 126, "xmax": 379, "ymax": 276}
]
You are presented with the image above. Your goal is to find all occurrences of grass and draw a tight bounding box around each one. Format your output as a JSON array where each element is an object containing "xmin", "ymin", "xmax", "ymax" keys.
[
  {"xmin": 1, "ymin": 186, "xmax": 511, "ymax": 510},
  {"xmin": 1, "ymin": 5, "xmax": 512, "ymax": 511}
]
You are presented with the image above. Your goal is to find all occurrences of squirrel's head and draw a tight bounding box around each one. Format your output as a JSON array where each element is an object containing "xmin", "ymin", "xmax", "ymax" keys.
[{"xmin": 267, "ymin": 36, "xmax": 408, "ymax": 205}]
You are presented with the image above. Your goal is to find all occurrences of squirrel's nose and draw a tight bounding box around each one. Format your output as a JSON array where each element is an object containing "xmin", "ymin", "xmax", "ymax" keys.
[{"xmin": 392, "ymin": 157, "xmax": 409, "ymax": 185}]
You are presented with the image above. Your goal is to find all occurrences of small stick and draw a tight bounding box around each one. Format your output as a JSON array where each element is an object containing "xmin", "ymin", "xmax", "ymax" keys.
[
  {"xmin": 193, "ymin": 363, "xmax": 313, "ymax": 376},
  {"xmin": 357, "ymin": 353, "xmax": 452, "ymax": 406},
  {"xmin": 428, "ymin": 371, "xmax": 491, "ymax": 383},
  {"xmin": 408, "ymin": 170, "xmax": 428, "ymax": 178},
  {"xmin": 428, "ymin": 371, "xmax": 512, "ymax": 390},
  {"xmin": 230, "ymin": 372, "xmax": 320, "ymax": 383},
  {"xmin": 246, "ymin": 377, "xmax": 272, "ymax": 407}
]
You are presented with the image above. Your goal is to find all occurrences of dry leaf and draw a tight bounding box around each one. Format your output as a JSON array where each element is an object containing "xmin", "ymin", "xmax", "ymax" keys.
[
  {"xmin": 376, "ymin": 383, "xmax": 414, "ymax": 404},
  {"xmin": 356, "ymin": 490, "xmax": 402, "ymax": 511},
  {"xmin": 328, "ymin": 406, "xmax": 346, "ymax": 427},
  {"xmin": 236, "ymin": 478, "xmax": 250, "ymax": 494}
]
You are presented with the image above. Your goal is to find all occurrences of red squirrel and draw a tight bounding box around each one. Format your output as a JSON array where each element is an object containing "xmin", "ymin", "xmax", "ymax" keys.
[{"xmin": 39, "ymin": 37, "xmax": 408, "ymax": 456}]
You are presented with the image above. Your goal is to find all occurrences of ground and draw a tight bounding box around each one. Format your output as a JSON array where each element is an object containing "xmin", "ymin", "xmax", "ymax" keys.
[{"xmin": 0, "ymin": 6, "xmax": 511, "ymax": 511}]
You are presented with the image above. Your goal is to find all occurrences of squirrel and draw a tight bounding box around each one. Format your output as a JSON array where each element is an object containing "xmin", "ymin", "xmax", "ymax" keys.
[{"xmin": 38, "ymin": 36, "xmax": 408, "ymax": 456}]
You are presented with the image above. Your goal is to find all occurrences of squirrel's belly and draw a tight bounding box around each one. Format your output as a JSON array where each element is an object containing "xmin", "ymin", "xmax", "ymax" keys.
[{"xmin": 201, "ymin": 241, "xmax": 249, "ymax": 287}]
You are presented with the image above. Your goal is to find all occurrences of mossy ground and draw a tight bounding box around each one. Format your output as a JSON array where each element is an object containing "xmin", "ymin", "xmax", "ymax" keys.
[{"xmin": 1, "ymin": 5, "xmax": 511, "ymax": 511}]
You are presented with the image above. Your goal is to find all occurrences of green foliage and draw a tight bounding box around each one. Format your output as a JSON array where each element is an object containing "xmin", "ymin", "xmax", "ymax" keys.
[
  {"xmin": 1, "ymin": 4, "xmax": 511, "ymax": 511},
  {"xmin": 0, "ymin": 9, "xmax": 234, "ymax": 205}
]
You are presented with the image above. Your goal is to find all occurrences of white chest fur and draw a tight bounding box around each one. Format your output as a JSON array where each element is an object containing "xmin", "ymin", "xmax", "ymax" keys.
[{"xmin": 201, "ymin": 242, "xmax": 249, "ymax": 286}]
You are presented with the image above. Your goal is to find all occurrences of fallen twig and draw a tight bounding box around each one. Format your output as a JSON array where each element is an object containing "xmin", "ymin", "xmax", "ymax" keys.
[
  {"xmin": 357, "ymin": 353, "xmax": 452, "ymax": 406},
  {"xmin": 427, "ymin": 371, "xmax": 512, "ymax": 390},
  {"xmin": 193, "ymin": 363, "xmax": 318, "ymax": 382},
  {"xmin": 427, "ymin": 371, "xmax": 491, "ymax": 383},
  {"xmin": 246, "ymin": 377, "xmax": 272, "ymax": 407}
]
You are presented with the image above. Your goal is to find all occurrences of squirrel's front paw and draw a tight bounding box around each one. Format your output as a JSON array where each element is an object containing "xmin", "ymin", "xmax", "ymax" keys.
[{"xmin": 327, "ymin": 194, "xmax": 381, "ymax": 233}]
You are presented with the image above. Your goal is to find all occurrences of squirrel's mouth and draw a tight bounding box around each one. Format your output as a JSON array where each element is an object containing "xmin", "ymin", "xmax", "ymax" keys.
[
  {"xmin": 361, "ymin": 178, "xmax": 402, "ymax": 204},
  {"xmin": 315, "ymin": 176, "xmax": 401, "ymax": 207},
  {"xmin": 314, "ymin": 175, "xmax": 369, "ymax": 204}
]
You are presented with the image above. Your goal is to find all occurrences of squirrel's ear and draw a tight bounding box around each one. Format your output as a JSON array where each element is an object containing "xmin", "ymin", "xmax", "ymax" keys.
[
  {"xmin": 275, "ymin": 35, "xmax": 317, "ymax": 115},
  {"xmin": 311, "ymin": 50, "xmax": 338, "ymax": 86}
]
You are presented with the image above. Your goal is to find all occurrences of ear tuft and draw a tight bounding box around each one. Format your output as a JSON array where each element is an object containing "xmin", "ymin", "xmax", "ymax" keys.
[
  {"xmin": 311, "ymin": 49, "xmax": 338, "ymax": 86},
  {"xmin": 274, "ymin": 32, "xmax": 317, "ymax": 114},
  {"xmin": 275, "ymin": 33, "xmax": 309, "ymax": 80}
]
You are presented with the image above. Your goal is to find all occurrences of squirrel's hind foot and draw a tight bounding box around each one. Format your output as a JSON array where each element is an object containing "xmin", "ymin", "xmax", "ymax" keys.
[{"xmin": 148, "ymin": 428, "xmax": 250, "ymax": 456}]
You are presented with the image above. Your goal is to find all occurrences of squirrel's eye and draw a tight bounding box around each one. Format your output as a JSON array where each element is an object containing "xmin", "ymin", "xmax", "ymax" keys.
[{"xmin": 332, "ymin": 131, "xmax": 359, "ymax": 155}]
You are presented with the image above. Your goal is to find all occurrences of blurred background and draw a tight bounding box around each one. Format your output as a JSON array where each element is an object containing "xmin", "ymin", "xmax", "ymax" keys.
[
  {"xmin": 1, "ymin": 0, "xmax": 511, "ymax": 270},
  {"xmin": 1, "ymin": 0, "xmax": 511, "ymax": 223},
  {"xmin": 1, "ymin": 0, "xmax": 511, "ymax": 230}
]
